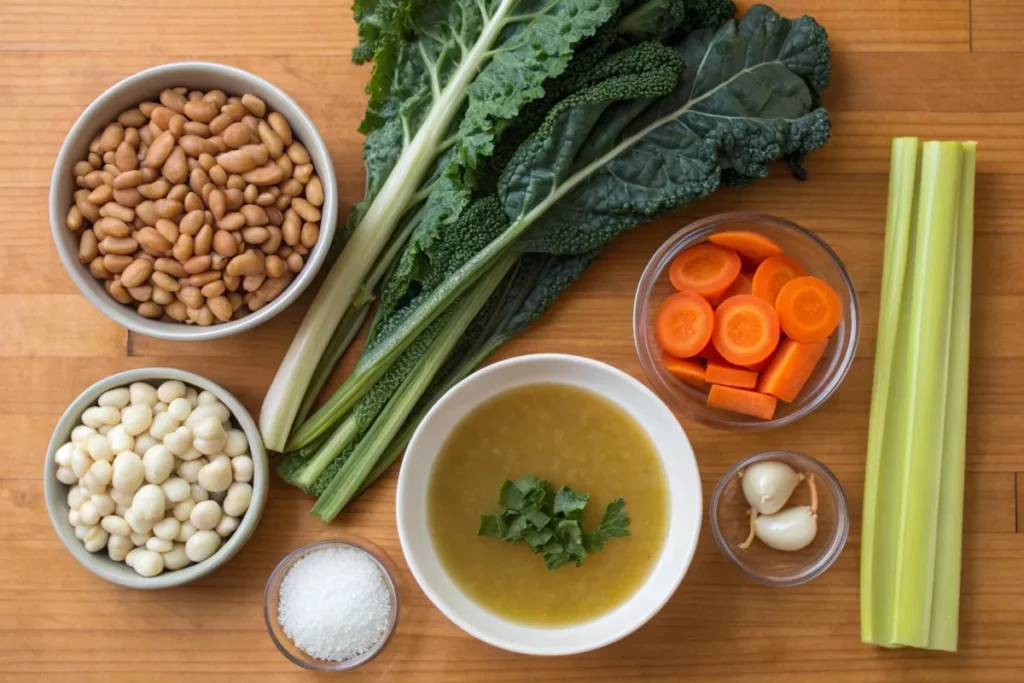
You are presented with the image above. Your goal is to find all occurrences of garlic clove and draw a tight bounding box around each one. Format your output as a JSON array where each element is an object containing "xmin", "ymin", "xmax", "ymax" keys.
[
  {"xmin": 740, "ymin": 460, "xmax": 802, "ymax": 515},
  {"xmin": 754, "ymin": 506, "xmax": 818, "ymax": 551}
]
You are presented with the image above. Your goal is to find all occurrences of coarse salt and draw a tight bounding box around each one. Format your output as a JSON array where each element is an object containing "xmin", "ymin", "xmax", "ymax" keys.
[{"xmin": 278, "ymin": 546, "xmax": 393, "ymax": 661}]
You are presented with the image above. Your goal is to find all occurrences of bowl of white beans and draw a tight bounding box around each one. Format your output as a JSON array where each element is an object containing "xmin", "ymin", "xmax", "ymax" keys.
[{"xmin": 43, "ymin": 367, "xmax": 268, "ymax": 588}]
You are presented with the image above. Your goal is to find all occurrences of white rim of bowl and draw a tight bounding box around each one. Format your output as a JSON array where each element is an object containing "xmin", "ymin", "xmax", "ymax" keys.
[
  {"xmin": 48, "ymin": 61, "xmax": 338, "ymax": 341},
  {"xmin": 43, "ymin": 367, "xmax": 269, "ymax": 589},
  {"xmin": 396, "ymin": 353, "xmax": 702, "ymax": 656}
]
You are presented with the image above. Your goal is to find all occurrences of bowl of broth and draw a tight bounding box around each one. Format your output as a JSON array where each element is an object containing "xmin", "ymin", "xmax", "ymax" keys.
[{"xmin": 396, "ymin": 354, "xmax": 702, "ymax": 655}]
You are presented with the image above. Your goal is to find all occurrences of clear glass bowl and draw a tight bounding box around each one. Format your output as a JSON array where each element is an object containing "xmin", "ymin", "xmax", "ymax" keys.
[
  {"xmin": 633, "ymin": 211, "xmax": 859, "ymax": 430},
  {"xmin": 263, "ymin": 538, "xmax": 400, "ymax": 671},
  {"xmin": 710, "ymin": 451, "xmax": 849, "ymax": 587}
]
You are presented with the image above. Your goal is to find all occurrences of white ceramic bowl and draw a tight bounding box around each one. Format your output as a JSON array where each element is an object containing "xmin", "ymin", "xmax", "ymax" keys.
[
  {"xmin": 49, "ymin": 61, "xmax": 338, "ymax": 340},
  {"xmin": 396, "ymin": 354, "xmax": 702, "ymax": 656},
  {"xmin": 43, "ymin": 367, "xmax": 269, "ymax": 589}
]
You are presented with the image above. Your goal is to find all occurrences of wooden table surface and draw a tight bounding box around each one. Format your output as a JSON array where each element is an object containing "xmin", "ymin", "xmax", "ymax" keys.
[{"xmin": 2, "ymin": 0, "xmax": 1023, "ymax": 680}]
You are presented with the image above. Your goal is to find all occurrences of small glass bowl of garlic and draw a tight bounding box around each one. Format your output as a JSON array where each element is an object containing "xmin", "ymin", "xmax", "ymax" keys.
[
  {"xmin": 44, "ymin": 367, "xmax": 267, "ymax": 589},
  {"xmin": 710, "ymin": 451, "xmax": 849, "ymax": 587}
]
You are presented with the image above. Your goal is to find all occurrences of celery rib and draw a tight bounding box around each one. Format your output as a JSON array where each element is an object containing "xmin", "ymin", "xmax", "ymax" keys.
[
  {"xmin": 928, "ymin": 142, "xmax": 975, "ymax": 652},
  {"xmin": 861, "ymin": 139, "xmax": 976, "ymax": 652},
  {"xmin": 861, "ymin": 137, "xmax": 919, "ymax": 646},
  {"xmin": 891, "ymin": 141, "xmax": 963, "ymax": 646},
  {"xmin": 310, "ymin": 254, "xmax": 519, "ymax": 522}
]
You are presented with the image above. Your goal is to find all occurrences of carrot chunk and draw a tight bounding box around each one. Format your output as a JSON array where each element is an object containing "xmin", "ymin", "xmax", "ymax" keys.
[
  {"xmin": 707, "ymin": 384, "xmax": 778, "ymax": 420},
  {"xmin": 711, "ymin": 294, "xmax": 780, "ymax": 366},
  {"xmin": 655, "ymin": 292, "xmax": 715, "ymax": 358},
  {"xmin": 705, "ymin": 361, "xmax": 758, "ymax": 389},
  {"xmin": 669, "ymin": 244, "xmax": 741, "ymax": 299},
  {"xmin": 745, "ymin": 352, "xmax": 776, "ymax": 373},
  {"xmin": 758, "ymin": 338, "xmax": 829, "ymax": 402},
  {"xmin": 708, "ymin": 230, "xmax": 783, "ymax": 262},
  {"xmin": 775, "ymin": 276, "xmax": 843, "ymax": 343},
  {"xmin": 751, "ymin": 255, "xmax": 805, "ymax": 306},
  {"xmin": 663, "ymin": 353, "xmax": 706, "ymax": 388},
  {"xmin": 695, "ymin": 339, "xmax": 724, "ymax": 363}
]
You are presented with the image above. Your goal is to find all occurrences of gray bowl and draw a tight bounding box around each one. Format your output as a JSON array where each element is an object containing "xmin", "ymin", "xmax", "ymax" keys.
[
  {"xmin": 49, "ymin": 62, "xmax": 338, "ymax": 341},
  {"xmin": 43, "ymin": 368, "xmax": 269, "ymax": 589}
]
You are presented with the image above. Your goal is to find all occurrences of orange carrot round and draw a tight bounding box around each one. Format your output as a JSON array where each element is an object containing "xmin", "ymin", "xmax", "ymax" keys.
[
  {"xmin": 669, "ymin": 244, "xmax": 741, "ymax": 299},
  {"xmin": 751, "ymin": 255, "xmax": 805, "ymax": 306},
  {"xmin": 712, "ymin": 294, "xmax": 780, "ymax": 366},
  {"xmin": 775, "ymin": 276, "xmax": 843, "ymax": 343},
  {"xmin": 708, "ymin": 230, "xmax": 783, "ymax": 262},
  {"xmin": 717, "ymin": 272, "xmax": 752, "ymax": 303},
  {"xmin": 696, "ymin": 339, "xmax": 724, "ymax": 363},
  {"xmin": 656, "ymin": 292, "xmax": 715, "ymax": 359},
  {"xmin": 663, "ymin": 353, "xmax": 706, "ymax": 388},
  {"xmin": 744, "ymin": 352, "xmax": 776, "ymax": 373}
]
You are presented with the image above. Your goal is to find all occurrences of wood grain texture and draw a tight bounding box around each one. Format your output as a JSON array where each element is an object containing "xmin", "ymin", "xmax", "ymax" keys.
[
  {"xmin": 2, "ymin": 0, "xmax": 1021, "ymax": 681},
  {"xmin": 971, "ymin": 0, "xmax": 1024, "ymax": 52}
]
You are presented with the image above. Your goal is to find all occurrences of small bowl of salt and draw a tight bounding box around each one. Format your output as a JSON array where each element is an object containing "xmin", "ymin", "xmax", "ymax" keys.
[{"xmin": 264, "ymin": 538, "xmax": 400, "ymax": 671}]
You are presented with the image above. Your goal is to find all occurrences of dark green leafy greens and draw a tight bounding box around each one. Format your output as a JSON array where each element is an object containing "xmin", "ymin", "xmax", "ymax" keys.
[
  {"xmin": 478, "ymin": 475, "xmax": 631, "ymax": 570},
  {"xmin": 259, "ymin": 0, "xmax": 619, "ymax": 451},
  {"xmin": 276, "ymin": 1, "xmax": 834, "ymax": 523}
]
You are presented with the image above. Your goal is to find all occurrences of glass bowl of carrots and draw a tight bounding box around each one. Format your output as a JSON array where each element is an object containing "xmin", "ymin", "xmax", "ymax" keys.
[{"xmin": 633, "ymin": 211, "xmax": 859, "ymax": 430}]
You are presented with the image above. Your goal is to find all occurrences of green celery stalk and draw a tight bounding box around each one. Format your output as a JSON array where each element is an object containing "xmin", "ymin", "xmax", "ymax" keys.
[
  {"xmin": 928, "ymin": 141, "xmax": 976, "ymax": 651},
  {"xmin": 293, "ymin": 206, "xmax": 424, "ymax": 429},
  {"xmin": 861, "ymin": 137, "xmax": 920, "ymax": 646},
  {"xmin": 310, "ymin": 254, "xmax": 519, "ymax": 522},
  {"xmin": 286, "ymin": 413, "xmax": 359, "ymax": 493},
  {"xmin": 891, "ymin": 141, "xmax": 963, "ymax": 647},
  {"xmin": 355, "ymin": 334, "xmax": 505, "ymax": 498}
]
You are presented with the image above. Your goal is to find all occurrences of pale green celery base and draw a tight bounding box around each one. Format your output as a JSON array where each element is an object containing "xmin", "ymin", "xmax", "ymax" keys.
[
  {"xmin": 861, "ymin": 139, "xmax": 975, "ymax": 651},
  {"xmin": 861, "ymin": 137, "xmax": 920, "ymax": 646},
  {"xmin": 928, "ymin": 141, "xmax": 976, "ymax": 652},
  {"xmin": 891, "ymin": 141, "xmax": 962, "ymax": 646}
]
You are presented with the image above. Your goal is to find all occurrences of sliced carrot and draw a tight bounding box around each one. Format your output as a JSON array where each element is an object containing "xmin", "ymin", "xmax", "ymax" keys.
[
  {"xmin": 711, "ymin": 294, "xmax": 780, "ymax": 366},
  {"xmin": 751, "ymin": 255, "xmax": 806, "ymax": 306},
  {"xmin": 718, "ymin": 272, "xmax": 753, "ymax": 301},
  {"xmin": 705, "ymin": 361, "xmax": 758, "ymax": 389},
  {"xmin": 655, "ymin": 292, "xmax": 715, "ymax": 358},
  {"xmin": 744, "ymin": 351, "xmax": 776, "ymax": 373},
  {"xmin": 708, "ymin": 230, "xmax": 783, "ymax": 262},
  {"xmin": 758, "ymin": 338, "xmax": 829, "ymax": 402},
  {"xmin": 663, "ymin": 353, "xmax": 706, "ymax": 388},
  {"xmin": 707, "ymin": 384, "xmax": 778, "ymax": 420},
  {"xmin": 669, "ymin": 244, "xmax": 741, "ymax": 298},
  {"xmin": 775, "ymin": 276, "xmax": 843, "ymax": 343},
  {"xmin": 695, "ymin": 339, "xmax": 724, "ymax": 363}
]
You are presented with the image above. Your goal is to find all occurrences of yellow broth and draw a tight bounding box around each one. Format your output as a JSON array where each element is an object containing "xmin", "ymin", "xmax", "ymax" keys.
[{"xmin": 427, "ymin": 383, "xmax": 669, "ymax": 626}]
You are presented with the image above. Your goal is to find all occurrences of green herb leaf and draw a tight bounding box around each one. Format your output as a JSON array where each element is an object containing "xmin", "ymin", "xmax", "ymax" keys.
[
  {"xmin": 478, "ymin": 473, "xmax": 628, "ymax": 570},
  {"xmin": 522, "ymin": 504, "xmax": 551, "ymax": 530},
  {"xmin": 523, "ymin": 527, "xmax": 555, "ymax": 552},
  {"xmin": 553, "ymin": 486, "xmax": 589, "ymax": 521},
  {"xmin": 507, "ymin": 514, "xmax": 532, "ymax": 542},
  {"xmin": 554, "ymin": 519, "xmax": 587, "ymax": 566},
  {"xmin": 513, "ymin": 473, "xmax": 540, "ymax": 494},
  {"xmin": 498, "ymin": 478, "xmax": 526, "ymax": 512},
  {"xmin": 478, "ymin": 513, "xmax": 507, "ymax": 538},
  {"xmin": 583, "ymin": 498, "xmax": 631, "ymax": 552}
]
